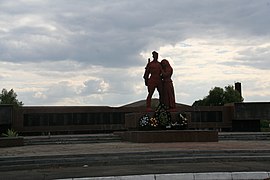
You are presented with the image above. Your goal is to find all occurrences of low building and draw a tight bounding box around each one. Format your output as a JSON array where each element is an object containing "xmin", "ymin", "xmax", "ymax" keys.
[{"xmin": 1, "ymin": 100, "xmax": 270, "ymax": 135}]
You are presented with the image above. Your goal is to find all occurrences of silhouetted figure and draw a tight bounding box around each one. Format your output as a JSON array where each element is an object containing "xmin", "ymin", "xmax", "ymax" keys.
[
  {"xmin": 161, "ymin": 59, "xmax": 176, "ymax": 110},
  {"xmin": 143, "ymin": 51, "xmax": 163, "ymax": 111}
]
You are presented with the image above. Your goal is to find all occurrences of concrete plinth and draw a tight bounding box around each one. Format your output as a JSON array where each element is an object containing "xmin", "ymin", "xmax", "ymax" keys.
[
  {"xmin": 0, "ymin": 137, "xmax": 24, "ymax": 147},
  {"xmin": 118, "ymin": 130, "xmax": 218, "ymax": 143}
]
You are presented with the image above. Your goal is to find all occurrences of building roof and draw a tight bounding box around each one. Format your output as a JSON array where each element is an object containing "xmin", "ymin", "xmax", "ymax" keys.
[{"xmin": 120, "ymin": 98, "xmax": 191, "ymax": 108}]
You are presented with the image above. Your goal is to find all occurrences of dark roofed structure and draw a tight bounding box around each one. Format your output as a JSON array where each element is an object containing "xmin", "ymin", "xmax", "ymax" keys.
[{"xmin": 121, "ymin": 98, "xmax": 191, "ymax": 108}]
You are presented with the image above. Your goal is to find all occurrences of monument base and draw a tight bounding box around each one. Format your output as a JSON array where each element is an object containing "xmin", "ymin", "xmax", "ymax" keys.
[
  {"xmin": 125, "ymin": 112, "xmax": 191, "ymax": 130},
  {"xmin": 116, "ymin": 130, "xmax": 218, "ymax": 143}
]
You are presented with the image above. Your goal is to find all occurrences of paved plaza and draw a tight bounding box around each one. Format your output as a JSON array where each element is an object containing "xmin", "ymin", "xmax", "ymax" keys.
[
  {"xmin": 2, "ymin": 140, "xmax": 270, "ymax": 157},
  {"xmin": 1, "ymin": 135, "xmax": 270, "ymax": 179}
]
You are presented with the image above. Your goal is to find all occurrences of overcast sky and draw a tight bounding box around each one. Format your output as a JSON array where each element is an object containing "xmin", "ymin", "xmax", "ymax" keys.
[{"xmin": 0, "ymin": 0, "xmax": 270, "ymax": 107}]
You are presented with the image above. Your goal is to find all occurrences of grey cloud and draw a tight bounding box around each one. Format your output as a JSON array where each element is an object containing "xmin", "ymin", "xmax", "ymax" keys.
[
  {"xmin": 236, "ymin": 46, "xmax": 270, "ymax": 69},
  {"xmin": 1, "ymin": 0, "xmax": 270, "ymax": 106},
  {"xmin": 220, "ymin": 44, "xmax": 270, "ymax": 70},
  {"xmin": 45, "ymin": 81, "xmax": 77, "ymax": 98},
  {"xmin": 2, "ymin": 0, "xmax": 270, "ymax": 68},
  {"xmin": 18, "ymin": 81, "xmax": 78, "ymax": 105},
  {"xmin": 80, "ymin": 68, "xmax": 141, "ymax": 96},
  {"xmin": 44, "ymin": 81, "xmax": 82, "ymax": 105},
  {"xmin": 1, "ymin": 1, "xmax": 266, "ymax": 65},
  {"xmin": 81, "ymin": 79, "xmax": 108, "ymax": 95}
]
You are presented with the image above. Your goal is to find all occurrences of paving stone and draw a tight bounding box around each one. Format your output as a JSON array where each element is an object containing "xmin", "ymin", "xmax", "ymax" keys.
[
  {"xmin": 194, "ymin": 172, "xmax": 232, "ymax": 180},
  {"xmin": 231, "ymin": 172, "xmax": 269, "ymax": 180},
  {"xmin": 119, "ymin": 175, "xmax": 154, "ymax": 180},
  {"xmin": 68, "ymin": 175, "xmax": 155, "ymax": 180},
  {"xmin": 156, "ymin": 173, "xmax": 194, "ymax": 180},
  {"xmin": 87, "ymin": 178, "xmax": 110, "ymax": 180},
  {"xmin": 70, "ymin": 177, "xmax": 117, "ymax": 180}
]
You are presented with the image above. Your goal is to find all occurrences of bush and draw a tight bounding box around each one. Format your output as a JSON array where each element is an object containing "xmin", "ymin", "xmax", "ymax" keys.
[
  {"xmin": 260, "ymin": 120, "xmax": 270, "ymax": 132},
  {"xmin": 260, "ymin": 120, "xmax": 270, "ymax": 128},
  {"xmin": 1, "ymin": 129, "xmax": 18, "ymax": 137}
]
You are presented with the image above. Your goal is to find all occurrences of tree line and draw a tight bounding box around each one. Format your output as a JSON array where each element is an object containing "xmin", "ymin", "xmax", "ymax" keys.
[
  {"xmin": 0, "ymin": 88, "xmax": 23, "ymax": 107},
  {"xmin": 192, "ymin": 85, "xmax": 243, "ymax": 106}
]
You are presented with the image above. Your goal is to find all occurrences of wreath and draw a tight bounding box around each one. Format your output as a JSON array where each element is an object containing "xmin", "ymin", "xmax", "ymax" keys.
[
  {"xmin": 149, "ymin": 117, "xmax": 158, "ymax": 127},
  {"xmin": 171, "ymin": 113, "xmax": 188, "ymax": 129},
  {"xmin": 138, "ymin": 104, "xmax": 174, "ymax": 129},
  {"xmin": 139, "ymin": 114, "xmax": 150, "ymax": 127},
  {"xmin": 154, "ymin": 103, "xmax": 171, "ymax": 127},
  {"xmin": 179, "ymin": 113, "xmax": 188, "ymax": 127},
  {"xmin": 157, "ymin": 110, "xmax": 171, "ymax": 126}
]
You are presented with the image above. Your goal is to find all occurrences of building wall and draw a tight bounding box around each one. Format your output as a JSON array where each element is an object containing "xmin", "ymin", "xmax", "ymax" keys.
[
  {"xmin": 232, "ymin": 102, "xmax": 270, "ymax": 132},
  {"xmin": 0, "ymin": 105, "xmax": 13, "ymax": 133},
  {"xmin": 12, "ymin": 106, "xmax": 144, "ymax": 134},
  {"xmin": 3, "ymin": 102, "xmax": 269, "ymax": 134},
  {"xmin": 184, "ymin": 106, "xmax": 233, "ymax": 130},
  {"xmin": 0, "ymin": 105, "xmax": 13, "ymax": 125},
  {"xmin": 234, "ymin": 102, "xmax": 270, "ymax": 120}
]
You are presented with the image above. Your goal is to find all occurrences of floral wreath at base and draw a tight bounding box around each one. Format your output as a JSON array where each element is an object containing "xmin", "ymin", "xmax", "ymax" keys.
[
  {"xmin": 139, "ymin": 114, "xmax": 150, "ymax": 127},
  {"xmin": 154, "ymin": 104, "xmax": 171, "ymax": 128},
  {"xmin": 171, "ymin": 113, "xmax": 188, "ymax": 129},
  {"xmin": 149, "ymin": 117, "xmax": 158, "ymax": 127},
  {"xmin": 139, "ymin": 103, "xmax": 172, "ymax": 129}
]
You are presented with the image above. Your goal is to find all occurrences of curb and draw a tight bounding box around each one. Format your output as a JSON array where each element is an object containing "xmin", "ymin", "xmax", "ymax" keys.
[{"xmin": 57, "ymin": 172, "xmax": 270, "ymax": 180}]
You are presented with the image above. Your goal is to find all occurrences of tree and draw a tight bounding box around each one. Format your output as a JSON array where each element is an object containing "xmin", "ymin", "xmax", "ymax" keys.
[
  {"xmin": 223, "ymin": 85, "xmax": 244, "ymax": 103},
  {"xmin": 192, "ymin": 85, "xmax": 243, "ymax": 106},
  {"xmin": 0, "ymin": 88, "xmax": 23, "ymax": 107},
  {"xmin": 207, "ymin": 87, "xmax": 225, "ymax": 106}
]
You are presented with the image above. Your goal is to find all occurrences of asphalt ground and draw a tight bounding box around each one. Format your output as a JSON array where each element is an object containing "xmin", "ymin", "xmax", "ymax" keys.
[
  {"xmin": 1, "ymin": 138, "xmax": 270, "ymax": 179},
  {"xmin": 2, "ymin": 163, "xmax": 270, "ymax": 180}
]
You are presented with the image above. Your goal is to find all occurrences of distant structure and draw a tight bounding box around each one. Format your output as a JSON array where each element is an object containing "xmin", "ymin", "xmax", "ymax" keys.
[{"xmin": 235, "ymin": 82, "xmax": 242, "ymax": 98}]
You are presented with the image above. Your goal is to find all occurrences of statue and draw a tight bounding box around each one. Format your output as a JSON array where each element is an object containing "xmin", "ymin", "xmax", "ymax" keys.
[
  {"xmin": 143, "ymin": 51, "xmax": 176, "ymax": 111},
  {"xmin": 161, "ymin": 59, "xmax": 176, "ymax": 110},
  {"xmin": 143, "ymin": 51, "xmax": 163, "ymax": 111}
]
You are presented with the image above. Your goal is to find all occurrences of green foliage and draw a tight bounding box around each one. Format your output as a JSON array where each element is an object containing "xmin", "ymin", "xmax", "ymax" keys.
[
  {"xmin": 261, "ymin": 120, "xmax": 270, "ymax": 128},
  {"xmin": 224, "ymin": 85, "xmax": 243, "ymax": 103},
  {"xmin": 1, "ymin": 129, "xmax": 18, "ymax": 137},
  {"xmin": 0, "ymin": 88, "xmax": 23, "ymax": 107},
  {"xmin": 260, "ymin": 120, "xmax": 270, "ymax": 132},
  {"xmin": 192, "ymin": 85, "xmax": 243, "ymax": 106},
  {"xmin": 207, "ymin": 87, "xmax": 224, "ymax": 106}
]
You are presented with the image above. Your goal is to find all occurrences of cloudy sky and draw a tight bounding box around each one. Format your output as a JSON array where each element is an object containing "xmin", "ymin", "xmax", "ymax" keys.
[{"xmin": 0, "ymin": 0, "xmax": 270, "ymax": 107}]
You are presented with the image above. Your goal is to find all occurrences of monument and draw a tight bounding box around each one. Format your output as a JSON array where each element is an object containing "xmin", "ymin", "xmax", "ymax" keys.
[
  {"xmin": 119, "ymin": 51, "xmax": 218, "ymax": 143},
  {"xmin": 143, "ymin": 51, "xmax": 176, "ymax": 111}
]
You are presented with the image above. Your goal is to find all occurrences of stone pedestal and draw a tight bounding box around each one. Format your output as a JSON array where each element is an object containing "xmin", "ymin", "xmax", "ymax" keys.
[
  {"xmin": 0, "ymin": 137, "xmax": 24, "ymax": 147},
  {"xmin": 122, "ymin": 112, "xmax": 218, "ymax": 143}
]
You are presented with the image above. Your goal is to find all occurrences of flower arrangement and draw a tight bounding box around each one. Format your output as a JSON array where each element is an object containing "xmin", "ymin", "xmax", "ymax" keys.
[
  {"xmin": 149, "ymin": 117, "xmax": 158, "ymax": 127},
  {"xmin": 179, "ymin": 113, "xmax": 188, "ymax": 127},
  {"xmin": 139, "ymin": 103, "xmax": 175, "ymax": 130},
  {"xmin": 171, "ymin": 113, "xmax": 188, "ymax": 129},
  {"xmin": 139, "ymin": 114, "xmax": 150, "ymax": 127},
  {"xmin": 139, "ymin": 103, "xmax": 189, "ymax": 130}
]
